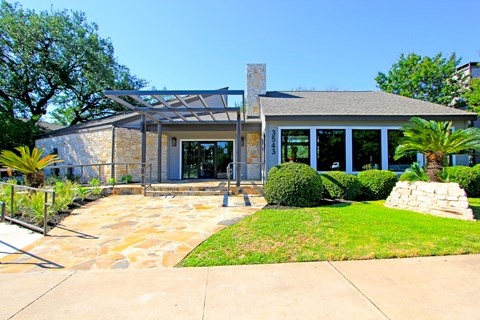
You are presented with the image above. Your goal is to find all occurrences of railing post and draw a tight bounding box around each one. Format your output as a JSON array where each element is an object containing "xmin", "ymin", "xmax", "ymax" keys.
[
  {"xmin": 1, "ymin": 201, "xmax": 5, "ymax": 222},
  {"xmin": 227, "ymin": 164, "xmax": 231, "ymax": 196},
  {"xmin": 43, "ymin": 192, "xmax": 48, "ymax": 236},
  {"xmin": 10, "ymin": 185, "xmax": 14, "ymax": 221}
]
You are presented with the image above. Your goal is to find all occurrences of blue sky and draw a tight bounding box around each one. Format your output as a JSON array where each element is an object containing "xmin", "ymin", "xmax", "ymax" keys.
[{"xmin": 18, "ymin": 0, "xmax": 480, "ymax": 92}]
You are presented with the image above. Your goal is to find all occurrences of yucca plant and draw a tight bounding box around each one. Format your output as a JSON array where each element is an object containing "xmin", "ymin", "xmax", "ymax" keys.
[
  {"xmin": 395, "ymin": 117, "xmax": 480, "ymax": 182},
  {"xmin": 0, "ymin": 146, "xmax": 63, "ymax": 187}
]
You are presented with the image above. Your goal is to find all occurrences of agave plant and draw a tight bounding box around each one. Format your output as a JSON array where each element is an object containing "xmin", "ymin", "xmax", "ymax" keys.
[{"xmin": 0, "ymin": 146, "xmax": 63, "ymax": 187}]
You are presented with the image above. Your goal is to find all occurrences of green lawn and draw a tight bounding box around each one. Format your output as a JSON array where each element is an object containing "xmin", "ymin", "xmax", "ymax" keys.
[{"xmin": 179, "ymin": 200, "xmax": 480, "ymax": 267}]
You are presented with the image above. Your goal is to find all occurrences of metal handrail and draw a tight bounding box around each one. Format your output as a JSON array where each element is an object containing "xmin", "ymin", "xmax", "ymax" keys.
[
  {"xmin": 0, "ymin": 182, "xmax": 55, "ymax": 235},
  {"xmin": 226, "ymin": 162, "xmax": 265, "ymax": 195},
  {"xmin": 43, "ymin": 162, "xmax": 153, "ymax": 186}
]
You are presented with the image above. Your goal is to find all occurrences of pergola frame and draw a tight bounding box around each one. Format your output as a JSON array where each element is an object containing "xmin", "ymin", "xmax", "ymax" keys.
[{"xmin": 104, "ymin": 89, "xmax": 245, "ymax": 186}]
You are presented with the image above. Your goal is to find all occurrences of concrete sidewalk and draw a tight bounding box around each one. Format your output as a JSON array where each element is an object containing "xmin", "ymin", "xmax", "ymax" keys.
[{"xmin": 2, "ymin": 254, "xmax": 480, "ymax": 320}]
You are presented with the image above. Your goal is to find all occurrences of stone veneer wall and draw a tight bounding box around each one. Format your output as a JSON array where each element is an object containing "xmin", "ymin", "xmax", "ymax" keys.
[
  {"xmin": 36, "ymin": 129, "xmax": 112, "ymax": 181},
  {"xmin": 246, "ymin": 132, "xmax": 261, "ymax": 180},
  {"xmin": 113, "ymin": 128, "xmax": 168, "ymax": 182},
  {"xmin": 36, "ymin": 127, "xmax": 168, "ymax": 183},
  {"xmin": 246, "ymin": 64, "xmax": 266, "ymax": 117},
  {"xmin": 385, "ymin": 181, "xmax": 474, "ymax": 220}
]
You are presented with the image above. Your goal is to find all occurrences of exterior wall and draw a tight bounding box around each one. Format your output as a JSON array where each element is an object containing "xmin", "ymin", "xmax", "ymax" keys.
[
  {"xmin": 35, "ymin": 128, "xmax": 112, "ymax": 181},
  {"xmin": 246, "ymin": 64, "xmax": 266, "ymax": 118},
  {"xmin": 264, "ymin": 119, "xmax": 470, "ymax": 175},
  {"xmin": 113, "ymin": 128, "xmax": 166, "ymax": 182}
]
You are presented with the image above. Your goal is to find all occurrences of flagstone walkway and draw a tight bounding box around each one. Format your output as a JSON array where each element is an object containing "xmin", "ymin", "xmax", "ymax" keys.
[{"xmin": 0, "ymin": 194, "xmax": 266, "ymax": 273}]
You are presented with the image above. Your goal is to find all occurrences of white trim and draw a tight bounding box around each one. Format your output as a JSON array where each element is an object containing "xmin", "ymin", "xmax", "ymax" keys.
[
  {"xmin": 178, "ymin": 139, "xmax": 236, "ymax": 179},
  {"xmin": 277, "ymin": 125, "xmax": 420, "ymax": 174}
]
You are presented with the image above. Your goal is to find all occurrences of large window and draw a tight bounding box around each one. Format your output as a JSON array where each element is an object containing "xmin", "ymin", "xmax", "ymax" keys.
[
  {"xmin": 388, "ymin": 130, "xmax": 416, "ymax": 171},
  {"xmin": 352, "ymin": 129, "xmax": 381, "ymax": 171},
  {"xmin": 281, "ymin": 129, "xmax": 310, "ymax": 164},
  {"xmin": 317, "ymin": 129, "xmax": 346, "ymax": 171}
]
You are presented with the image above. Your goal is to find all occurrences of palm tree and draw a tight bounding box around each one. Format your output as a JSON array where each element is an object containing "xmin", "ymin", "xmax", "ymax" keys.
[
  {"xmin": 394, "ymin": 117, "xmax": 480, "ymax": 182},
  {"xmin": 0, "ymin": 146, "xmax": 63, "ymax": 187}
]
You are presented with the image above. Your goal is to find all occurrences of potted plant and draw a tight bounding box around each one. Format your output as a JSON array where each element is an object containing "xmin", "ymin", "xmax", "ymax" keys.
[{"xmin": 0, "ymin": 146, "xmax": 63, "ymax": 187}]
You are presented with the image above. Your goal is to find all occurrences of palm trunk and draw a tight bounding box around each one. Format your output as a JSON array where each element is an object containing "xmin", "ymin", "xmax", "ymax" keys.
[
  {"xmin": 425, "ymin": 153, "xmax": 443, "ymax": 182},
  {"xmin": 25, "ymin": 171, "xmax": 45, "ymax": 188}
]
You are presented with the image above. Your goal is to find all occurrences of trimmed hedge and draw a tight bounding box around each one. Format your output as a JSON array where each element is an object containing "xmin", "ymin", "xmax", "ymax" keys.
[
  {"xmin": 265, "ymin": 162, "xmax": 322, "ymax": 207},
  {"xmin": 358, "ymin": 170, "xmax": 398, "ymax": 200},
  {"xmin": 321, "ymin": 171, "xmax": 361, "ymax": 200},
  {"xmin": 443, "ymin": 165, "xmax": 480, "ymax": 197}
]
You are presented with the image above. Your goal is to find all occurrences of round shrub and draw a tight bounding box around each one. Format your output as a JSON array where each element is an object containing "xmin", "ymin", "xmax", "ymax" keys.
[
  {"xmin": 265, "ymin": 162, "xmax": 322, "ymax": 207},
  {"xmin": 443, "ymin": 165, "xmax": 480, "ymax": 197},
  {"xmin": 321, "ymin": 171, "xmax": 361, "ymax": 200},
  {"xmin": 357, "ymin": 170, "xmax": 398, "ymax": 200}
]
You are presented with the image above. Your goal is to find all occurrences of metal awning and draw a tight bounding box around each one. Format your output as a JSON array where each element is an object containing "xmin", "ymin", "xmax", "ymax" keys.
[
  {"xmin": 104, "ymin": 89, "xmax": 245, "ymax": 186},
  {"xmin": 104, "ymin": 89, "xmax": 245, "ymax": 124}
]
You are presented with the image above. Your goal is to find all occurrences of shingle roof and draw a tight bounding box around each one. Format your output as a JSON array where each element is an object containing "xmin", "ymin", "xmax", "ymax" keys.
[{"xmin": 260, "ymin": 91, "xmax": 477, "ymax": 118}]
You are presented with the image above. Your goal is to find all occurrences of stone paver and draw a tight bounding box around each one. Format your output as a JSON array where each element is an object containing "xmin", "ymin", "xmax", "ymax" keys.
[{"xmin": 0, "ymin": 194, "xmax": 266, "ymax": 273}]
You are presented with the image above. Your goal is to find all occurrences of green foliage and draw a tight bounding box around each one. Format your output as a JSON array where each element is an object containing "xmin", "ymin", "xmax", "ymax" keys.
[
  {"xmin": 265, "ymin": 162, "xmax": 322, "ymax": 207},
  {"xmin": 442, "ymin": 166, "xmax": 480, "ymax": 197},
  {"xmin": 121, "ymin": 175, "xmax": 133, "ymax": 183},
  {"xmin": 75, "ymin": 186, "xmax": 92, "ymax": 200},
  {"xmin": 358, "ymin": 170, "xmax": 398, "ymax": 200},
  {"xmin": 376, "ymin": 52, "xmax": 467, "ymax": 106},
  {"xmin": 321, "ymin": 171, "xmax": 361, "ymax": 200},
  {"xmin": 0, "ymin": 146, "xmax": 63, "ymax": 173},
  {"xmin": 52, "ymin": 180, "xmax": 78, "ymax": 212},
  {"xmin": 0, "ymin": 1, "xmax": 147, "ymax": 128},
  {"xmin": 0, "ymin": 180, "xmax": 24, "ymax": 214},
  {"xmin": 0, "ymin": 117, "xmax": 37, "ymax": 151},
  {"xmin": 107, "ymin": 178, "xmax": 117, "ymax": 185},
  {"xmin": 465, "ymin": 78, "xmax": 480, "ymax": 114},
  {"xmin": 395, "ymin": 117, "xmax": 480, "ymax": 182},
  {"xmin": 89, "ymin": 178, "xmax": 102, "ymax": 195},
  {"xmin": 22, "ymin": 191, "xmax": 50, "ymax": 224},
  {"xmin": 399, "ymin": 162, "xmax": 429, "ymax": 182}
]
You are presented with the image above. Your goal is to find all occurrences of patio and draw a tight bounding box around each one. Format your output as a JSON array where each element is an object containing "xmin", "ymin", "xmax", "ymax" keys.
[{"xmin": 0, "ymin": 194, "xmax": 266, "ymax": 273}]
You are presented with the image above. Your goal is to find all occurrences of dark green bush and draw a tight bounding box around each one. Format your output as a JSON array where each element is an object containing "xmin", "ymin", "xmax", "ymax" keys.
[
  {"xmin": 265, "ymin": 162, "xmax": 322, "ymax": 207},
  {"xmin": 443, "ymin": 165, "xmax": 480, "ymax": 197},
  {"xmin": 358, "ymin": 170, "xmax": 398, "ymax": 200},
  {"xmin": 321, "ymin": 171, "xmax": 361, "ymax": 200}
]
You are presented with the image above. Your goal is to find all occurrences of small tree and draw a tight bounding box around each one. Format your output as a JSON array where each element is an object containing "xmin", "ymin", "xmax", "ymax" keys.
[
  {"xmin": 394, "ymin": 117, "xmax": 480, "ymax": 182},
  {"xmin": 0, "ymin": 146, "xmax": 63, "ymax": 187}
]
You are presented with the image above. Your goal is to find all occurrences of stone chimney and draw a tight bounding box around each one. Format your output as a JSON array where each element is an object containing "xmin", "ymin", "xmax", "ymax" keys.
[{"xmin": 246, "ymin": 64, "xmax": 266, "ymax": 117}]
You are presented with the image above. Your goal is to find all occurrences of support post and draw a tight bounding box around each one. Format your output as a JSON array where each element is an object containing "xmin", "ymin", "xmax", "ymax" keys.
[
  {"xmin": 157, "ymin": 123, "xmax": 162, "ymax": 183},
  {"xmin": 236, "ymin": 110, "xmax": 242, "ymax": 186},
  {"xmin": 111, "ymin": 126, "xmax": 116, "ymax": 180},
  {"xmin": 141, "ymin": 115, "xmax": 147, "ymax": 186}
]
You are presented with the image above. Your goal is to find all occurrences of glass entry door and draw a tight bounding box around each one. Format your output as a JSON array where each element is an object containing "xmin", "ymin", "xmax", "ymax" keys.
[{"xmin": 182, "ymin": 141, "xmax": 233, "ymax": 179}]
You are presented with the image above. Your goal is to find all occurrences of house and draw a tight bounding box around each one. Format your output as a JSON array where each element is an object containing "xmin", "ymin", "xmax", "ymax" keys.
[{"xmin": 35, "ymin": 64, "xmax": 477, "ymax": 183}]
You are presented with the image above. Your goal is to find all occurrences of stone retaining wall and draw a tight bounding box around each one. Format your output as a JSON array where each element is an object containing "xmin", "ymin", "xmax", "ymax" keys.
[{"xmin": 385, "ymin": 181, "xmax": 474, "ymax": 220}]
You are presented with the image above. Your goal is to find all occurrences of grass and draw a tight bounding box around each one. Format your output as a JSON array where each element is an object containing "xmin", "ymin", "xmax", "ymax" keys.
[{"xmin": 179, "ymin": 200, "xmax": 480, "ymax": 267}]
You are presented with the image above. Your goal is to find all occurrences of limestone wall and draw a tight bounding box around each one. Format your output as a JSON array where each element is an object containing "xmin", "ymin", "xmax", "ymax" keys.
[
  {"xmin": 36, "ymin": 127, "xmax": 168, "ymax": 183},
  {"xmin": 36, "ymin": 129, "xmax": 112, "ymax": 181},
  {"xmin": 246, "ymin": 64, "xmax": 266, "ymax": 117},
  {"xmin": 113, "ymin": 128, "xmax": 167, "ymax": 182},
  {"xmin": 385, "ymin": 181, "xmax": 474, "ymax": 220}
]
